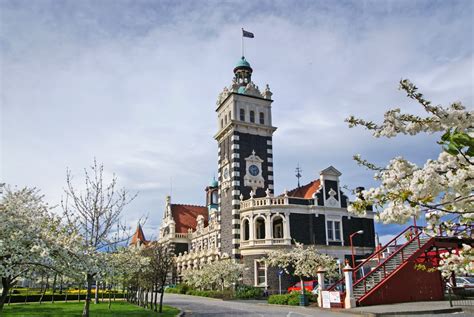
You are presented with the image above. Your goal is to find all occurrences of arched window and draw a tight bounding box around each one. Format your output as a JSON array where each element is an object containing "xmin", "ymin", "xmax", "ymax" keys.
[
  {"xmin": 224, "ymin": 114, "xmax": 227, "ymax": 125},
  {"xmin": 273, "ymin": 216, "xmax": 284, "ymax": 239},
  {"xmin": 221, "ymin": 119, "xmax": 223, "ymax": 128},
  {"xmin": 229, "ymin": 111, "xmax": 232, "ymax": 120},
  {"xmin": 242, "ymin": 219, "xmax": 250, "ymax": 241},
  {"xmin": 259, "ymin": 112, "xmax": 265, "ymax": 124},
  {"xmin": 211, "ymin": 191, "xmax": 218, "ymax": 204},
  {"xmin": 255, "ymin": 217, "xmax": 266, "ymax": 239},
  {"xmin": 250, "ymin": 111, "xmax": 255, "ymax": 123},
  {"xmin": 240, "ymin": 109, "xmax": 245, "ymax": 121}
]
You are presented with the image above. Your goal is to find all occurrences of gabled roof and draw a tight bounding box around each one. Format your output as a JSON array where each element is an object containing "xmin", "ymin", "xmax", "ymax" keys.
[
  {"xmin": 320, "ymin": 166, "xmax": 342, "ymax": 177},
  {"xmin": 130, "ymin": 223, "xmax": 149, "ymax": 246},
  {"xmin": 171, "ymin": 204, "xmax": 208, "ymax": 233},
  {"xmin": 285, "ymin": 179, "xmax": 321, "ymax": 199}
]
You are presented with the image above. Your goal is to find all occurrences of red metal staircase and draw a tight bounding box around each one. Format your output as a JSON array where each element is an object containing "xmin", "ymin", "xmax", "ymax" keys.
[{"xmin": 328, "ymin": 224, "xmax": 473, "ymax": 306}]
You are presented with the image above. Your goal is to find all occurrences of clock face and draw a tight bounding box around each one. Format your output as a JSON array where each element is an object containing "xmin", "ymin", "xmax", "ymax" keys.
[{"xmin": 249, "ymin": 164, "xmax": 260, "ymax": 176}]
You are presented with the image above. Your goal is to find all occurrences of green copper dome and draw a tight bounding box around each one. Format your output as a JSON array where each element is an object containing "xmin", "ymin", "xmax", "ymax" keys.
[
  {"xmin": 209, "ymin": 178, "xmax": 218, "ymax": 188},
  {"xmin": 234, "ymin": 56, "xmax": 253, "ymax": 73}
]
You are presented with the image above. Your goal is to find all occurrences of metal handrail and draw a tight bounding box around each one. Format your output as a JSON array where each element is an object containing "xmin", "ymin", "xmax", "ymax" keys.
[{"xmin": 328, "ymin": 225, "xmax": 423, "ymax": 291}]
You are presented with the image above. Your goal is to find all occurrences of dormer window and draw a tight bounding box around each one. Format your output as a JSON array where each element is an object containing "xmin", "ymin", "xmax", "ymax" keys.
[
  {"xmin": 240, "ymin": 109, "xmax": 245, "ymax": 121},
  {"xmin": 250, "ymin": 111, "xmax": 255, "ymax": 123},
  {"xmin": 259, "ymin": 112, "xmax": 264, "ymax": 124}
]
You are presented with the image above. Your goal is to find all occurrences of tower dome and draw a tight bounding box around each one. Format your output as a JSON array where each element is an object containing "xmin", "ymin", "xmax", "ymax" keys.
[{"xmin": 233, "ymin": 56, "xmax": 253, "ymax": 88}]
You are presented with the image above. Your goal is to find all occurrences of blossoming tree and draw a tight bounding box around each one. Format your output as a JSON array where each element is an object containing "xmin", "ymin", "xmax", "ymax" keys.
[
  {"xmin": 346, "ymin": 79, "xmax": 473, "ymax": 277},
  {"xmin": 181, "ymin": 258, "xmax": 245, "ymax": 291},
  {"xmin": 266, "ymin": 242, "xmax": 337, "ymax": 295},
  {"xmin": 0, "ymin": 187, "xmax": 78, "ymax": 311}
]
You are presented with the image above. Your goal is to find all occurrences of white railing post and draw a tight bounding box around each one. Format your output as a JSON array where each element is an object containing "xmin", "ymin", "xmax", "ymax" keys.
[
  {"xmin": 344, "ymin": 263, "xmax": 356, "ymax": 308},
  {"xmin": 317, "ymin": 268, "xmax": 326, "ymax": 307}
]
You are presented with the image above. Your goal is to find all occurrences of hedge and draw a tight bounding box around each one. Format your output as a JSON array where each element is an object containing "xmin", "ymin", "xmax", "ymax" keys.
[
  {"xmin": 7, "ymin": 293, "xmax": 126, "ymax": 303},
  {"xmin": 268, "ymin": 291, "xmax": 317, "ymax": 306}
]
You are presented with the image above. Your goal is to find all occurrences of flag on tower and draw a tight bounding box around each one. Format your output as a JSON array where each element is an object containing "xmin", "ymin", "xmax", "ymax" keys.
[{"xmin": 242, "ymin": 29, "xmax": 254, "ymax": 38}]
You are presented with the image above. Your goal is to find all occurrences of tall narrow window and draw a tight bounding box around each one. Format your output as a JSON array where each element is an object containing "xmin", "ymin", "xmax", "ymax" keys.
[
  {"xmin": 259, "ymin": 112, "xmax": 265, "ymax": 124},
  {"xmin": 224, "ymin": 114, "xmax": 227, "ymax": 125},
  {"xmin": 250, "ymin": 111, "xmax": 255, "ymax": 123},
  {"xmin": 240, "ymin": 109, "xmax": 245, "ymax": 121},
  {"xmin": 242, "ymin": 219, "xmax": 250, "ymax": 241},
  {"xmin": 255, "ymin": 261, "xmax": 266, "ymax": 286},
  {"xmin": 229, "ymin": 111, "xmax": 232, "ymax": 121},
  {"xmin": 255, "ymin": 217, "xmax": 265, "ymax": 239},
  {"xmin": 221, "ymin": 119, "xmax": 224, "ymax": 128},
  {"xmin": 327, "ymin": 220, "xmax": 342, "ymax": 241},
  {"xmin": 273, "ymin": 216, "xmax": 283, "ymax": 239}
]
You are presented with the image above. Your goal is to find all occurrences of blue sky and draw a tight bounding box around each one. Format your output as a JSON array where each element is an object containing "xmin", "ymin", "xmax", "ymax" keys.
[{"xmin": 1, "ymin": 0, "xmax": 473, "ymax": 243}]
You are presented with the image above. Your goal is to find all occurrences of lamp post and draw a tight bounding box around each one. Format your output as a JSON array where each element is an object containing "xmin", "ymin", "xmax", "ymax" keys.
[{"xmin": 350, "ymin": 230, "xmax": 364, "ymax": 269}]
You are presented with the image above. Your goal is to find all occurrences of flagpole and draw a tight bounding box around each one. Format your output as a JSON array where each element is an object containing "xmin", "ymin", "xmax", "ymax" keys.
[{"xmin": 241, "ymin": 28, "xmax": 244, "ymax": 57}]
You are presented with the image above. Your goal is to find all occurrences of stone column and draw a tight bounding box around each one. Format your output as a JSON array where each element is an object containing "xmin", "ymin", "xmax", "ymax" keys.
[
  {"xmin": 283, "ymin": 213, "xmax": 290, "ymax": 240},
  {"xmin": 344, "ymin": 264, "xmax": 356, "ymax": 309},
  {"xmin": 249, "ymin": 216, "xmax": 255, "ymax": 242},
  {"xmin": 317, "ymin": 268, "xmax": 326, "ymax": 307},
  {"xmin": 265, "ymin": 214, "xmax": 272, "ymax": 242}
]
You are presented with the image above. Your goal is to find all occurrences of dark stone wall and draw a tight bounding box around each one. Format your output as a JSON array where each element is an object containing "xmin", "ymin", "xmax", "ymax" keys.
[
  {"xmin": 289, "ymin": 214, "xmax": 326, "ymax": 245},
  {"xmin": 235, "ymin": 132, "xmax": 273, "ymax": 199},
  {"xmin": 174, "ymin": 243, "xmax": 188, "ymax": 255},
  {"xmin": 342, "ymin": 216, "xmax": 375, "ymax": 247},
  {"xmin": 241, "ymin": 253, "xmax": 297, "ymax": 292}
]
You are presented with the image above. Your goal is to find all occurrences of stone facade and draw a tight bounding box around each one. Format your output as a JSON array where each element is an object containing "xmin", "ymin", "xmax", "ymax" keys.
[{"xmin": 154, "ymin": 55, "xmax": 376, "ymax": 291}]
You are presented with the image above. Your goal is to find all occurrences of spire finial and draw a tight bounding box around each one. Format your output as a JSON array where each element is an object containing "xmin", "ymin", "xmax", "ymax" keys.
[{"xmin": 295, "ymin": 163, "xmax": 303, "ymax": 188}]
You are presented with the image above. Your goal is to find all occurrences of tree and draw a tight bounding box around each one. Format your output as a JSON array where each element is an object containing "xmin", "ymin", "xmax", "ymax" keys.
[
  {"xmin": 181, "ymin": 258, "xmax": 244, "ymax": 292},
  {"xmin": 346, "ymin": 79, "xmax": 473, "ymax": 277},
  {"xmin": 141, "ymin": 243, "xmax": 174, "ymax": 313},
  {"xmin": 0, "ymin": 187, "xmax": 76, "ymax": 311},
  {"xmin": 266, "ymin": 243, "xmax": 337, "ymax": 295},
  {"xmin": 62, "ymin": 160, "xmax": 136, "ymax": 317}
]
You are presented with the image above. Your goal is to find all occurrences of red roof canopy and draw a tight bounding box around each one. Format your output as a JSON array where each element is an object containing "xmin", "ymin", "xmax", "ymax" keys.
[{"xmin": 285, "ymin": 180, "xmax": 321, "ymax": 199}]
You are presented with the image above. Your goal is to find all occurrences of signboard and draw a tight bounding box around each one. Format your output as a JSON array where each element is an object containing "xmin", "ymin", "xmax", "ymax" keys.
[
  {"xmin": 321, "ymin": 291, "xmax": 331, "ymax": 308},
  {"xmin": 329, "ymin": 291, "xmax": 341, "ymax": 303},
  {"xmin": 278, "ymin": 270, "xmax": 284, "ymax": 276}
]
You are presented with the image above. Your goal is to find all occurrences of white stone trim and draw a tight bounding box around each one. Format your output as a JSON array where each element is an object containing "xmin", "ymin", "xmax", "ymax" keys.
[
  {"xmin": 267, "ymin": 157, "xmax": 273, "ymax": 163},
  {"xmin": 231, "ymin": 144, "xmax": 240, "ymax": 150},
  {"xmin": 231, "ymin": 190, "xmax": 240, "ymax": 196},
  {"xmin": 267, "ymin": 148, "xmax": 273, "ymax": 154},
  {"xmin": 231, "ymin": 135, "xmax": 240, "ymax": 141},
  {"xmin": 231, "ymin": 153, "xmax": 240, "ymax": 159},
  {"xmin": 232, "ymin": 181, "xmax": 240, "ymax": 186},
  {"xmin": 267, "ymin": 140, "xmax": 272, "ymax": 145},
  {"xmin": 268, "ymin": 166, "xmax": 273, "ymax": 172},
  {"xmin": 232, "ymin": 199, "xmax": 241, "ymax": 205},
  {"xmin": 268, "ymin": 175, "xmax": 273, "ymax": 181}
]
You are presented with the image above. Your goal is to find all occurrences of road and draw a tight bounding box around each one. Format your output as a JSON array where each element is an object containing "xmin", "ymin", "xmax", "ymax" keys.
[{"xmin": 162, "ymin": 293, "xmax": 357, "ymax": 316}]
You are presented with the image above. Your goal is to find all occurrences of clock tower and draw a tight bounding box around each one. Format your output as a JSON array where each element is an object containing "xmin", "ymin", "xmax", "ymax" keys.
[{"xmin": 214, "ymin": 56, "xmax": 277, "ymax": 258}]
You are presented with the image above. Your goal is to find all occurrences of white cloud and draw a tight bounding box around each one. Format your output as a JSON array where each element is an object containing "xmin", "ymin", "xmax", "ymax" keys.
[{"xmin": 1, "ymin": 1, "xmax": 472, "ymax": 237}]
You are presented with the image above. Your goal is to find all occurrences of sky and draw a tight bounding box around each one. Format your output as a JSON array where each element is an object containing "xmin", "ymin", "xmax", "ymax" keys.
[{"xmin": 1, "ymin": 0, "xmax": 473, "ymax": 243}]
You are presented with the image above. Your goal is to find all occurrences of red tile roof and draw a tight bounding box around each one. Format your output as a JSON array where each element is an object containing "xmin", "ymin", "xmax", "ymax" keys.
[
  {"xmin": 285, "ymin": 180, "xmax": 321, "ymax": 199},
  {"xmin": 130, "ymin": 223, "xmax": 150, "ymax": 246},
  {"xmin": 171, "ymin": 204, "xmax": 208, "ymax": 233}
]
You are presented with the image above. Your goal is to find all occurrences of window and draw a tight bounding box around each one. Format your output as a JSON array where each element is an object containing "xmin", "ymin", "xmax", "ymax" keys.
[
  {"xmin": 224, "ymin": 114, "xmax": 227, "ymax": 125},
  {"xmin": 255, "ymin": 217, "xmax": 265, "ymax": 239},
  {"xmin": 240, "ymin": 109, "xmax": 245, "ymax": 121},
  {"xmin": 242, "ymin": 219, "xmax": 250, "ymax": 240},
  {"xmin": 229, "ymin": 111, "xmax": 232, "ymax": 121},
  {"xmin": 211, "ymin": 191, "xmax": 218, "ymax": 204},
  {"xmin": 327, "ymin": 220, "xmax": 341, "ymax": 241},
  {"xmin": 259, "ymin": 112, "xmax": 264, "ymax": 124},
  {"xmin": 250, "ymin": 111, "xmax": 255, "ymax": 123},
  {"xmin": 273, "ymin": 216, "xmax": 283, "ymax": 238},
  {"xmin": 220, "ymin": 119, "xmax": 223, "ymax": 128},
  {"xmin": 255, "ymin": 261, "xmax": 266, "ymax": 286}
]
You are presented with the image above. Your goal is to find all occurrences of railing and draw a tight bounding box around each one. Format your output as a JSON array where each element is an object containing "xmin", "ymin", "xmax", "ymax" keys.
[
  {"xmin": 355, "ymin": 229, "xmax": 430, "ymax": 298},
  {"xmin": 328, "ymin": 226, "xmax": 423, "ymax": 291},
  {"xmin": 239, "ymin": 238, "xmax": 291, "ymax": 247},
  {"xmin": 240, "ymin": 196, "xmax": 309, "ymax": 210}
]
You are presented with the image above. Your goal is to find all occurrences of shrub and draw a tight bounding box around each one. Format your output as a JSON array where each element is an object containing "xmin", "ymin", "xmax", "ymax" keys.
[
  {"xmin": 268, "ymin": 294, "xmax": 288, "ymax": 305},
  {"xmin": 235, "ymin": 285, "xmax": 263, "ymax": 299}
]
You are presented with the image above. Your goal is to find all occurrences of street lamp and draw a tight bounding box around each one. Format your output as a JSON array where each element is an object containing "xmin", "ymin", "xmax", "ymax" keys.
[{"xmin": 350, "ymin": 230, "xmax": 364, "ymax": 269}]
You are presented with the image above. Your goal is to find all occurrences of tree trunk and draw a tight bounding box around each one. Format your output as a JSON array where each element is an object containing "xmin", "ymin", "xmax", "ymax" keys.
[
  {"xmin": 65, "ymin": 288, "xmax": 68, "ymax": 303},
  {"xmin": 94, "ymin": 280, "xmax": 99, "ymax": 304},
  {"xmin": 154, "ymin": 284, "xmax": 158, "ymax": 312},
  {"xmin": 0, "ymin": 277, "xmax": 11, "ymax": 312},
  {"xmin": 78, "ymin": 283, "xmax": 81, "ymax": 302},
  {"xmin": 108, "ymin": 282, "xmax": 111, "ymax": 310},
  {"xmin": 39, "ymin": 281, "xmax": 47, "ymax": 304},
  {"xmin": 24, "ymin": 287, "xmax": 29, "ymax": 304},
  {"xmin": 82, "ymin": 273, "xmax": 93, "ymax": 317},
  {"xmin": 52, "ymin": 274, "xmax": 57, "ymax": 304},
  {"xmin": 159, "ymin": 289, "xmax": 164, "ymax": 313}
]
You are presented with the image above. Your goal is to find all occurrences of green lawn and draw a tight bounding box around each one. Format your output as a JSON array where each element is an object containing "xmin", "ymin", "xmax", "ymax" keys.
[{"xmin": 1, "ymin": 301, "xmax": 179, "ymax": 316}]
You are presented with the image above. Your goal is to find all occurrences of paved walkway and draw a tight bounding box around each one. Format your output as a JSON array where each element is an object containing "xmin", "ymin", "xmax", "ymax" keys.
[
  {"xmin": 163, "ymin": 293, "xmax": 356, "ymax": 316},
  {"xmin": 343, "ymin": 300, "xmax": 473, "ymax": 316},
  {"xmin": 163, "ymin": 294, "xmax": 473, "ymax": 317}
]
